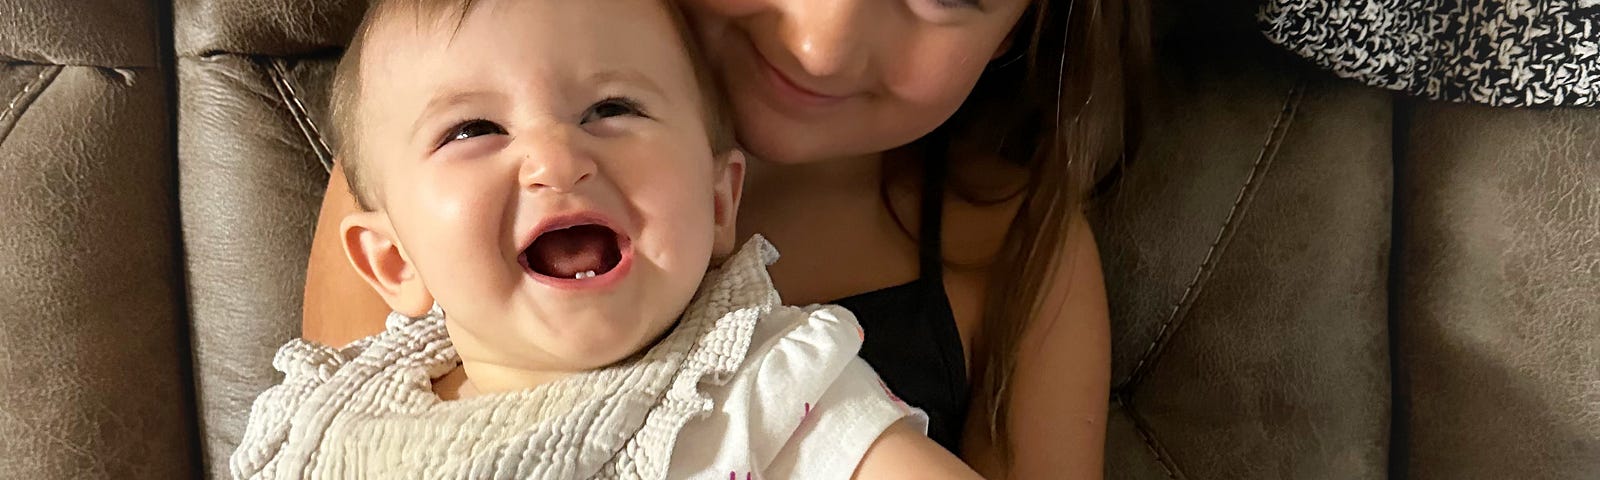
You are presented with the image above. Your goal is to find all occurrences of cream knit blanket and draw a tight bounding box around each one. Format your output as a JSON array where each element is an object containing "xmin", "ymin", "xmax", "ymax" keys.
[{"xmin": 232, "ymin": 237, "xmax": 783, "ymax": 479}]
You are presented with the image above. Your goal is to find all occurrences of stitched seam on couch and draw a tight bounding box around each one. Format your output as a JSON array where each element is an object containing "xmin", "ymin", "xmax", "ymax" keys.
[
  {"xmin": 266, "ymin": 58, "xmax": 335, "ymax": 172},
  {"xmin": 1122, "ymin": 79, "xmax": 1306, "ymax": 389},
  {"xmin": 1118, "ymin": 396, "xmax": 1185, "ymax": 479},
  {"xmin": 0, "ymin": 65, "xmax": 63, "ymax": 148},
  {"xmin": 0, "ymin": 55, "xmax": 157, "ymax": 70}
]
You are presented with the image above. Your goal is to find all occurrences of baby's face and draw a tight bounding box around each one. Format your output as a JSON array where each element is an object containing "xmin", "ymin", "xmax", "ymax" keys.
[{"xmin": 355, "ymin": 0, "xmax": 734, "ymax": 377}]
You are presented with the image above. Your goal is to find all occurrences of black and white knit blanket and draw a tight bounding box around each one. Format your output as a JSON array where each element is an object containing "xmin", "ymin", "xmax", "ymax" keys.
[{"xmin": 1262, "ymin": 0, "xmax": 1599, "ymax": 107}]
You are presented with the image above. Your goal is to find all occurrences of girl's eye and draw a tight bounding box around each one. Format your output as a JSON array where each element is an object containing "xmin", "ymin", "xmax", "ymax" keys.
[
  {"xmin": 440, "ymin": 119, "xmax": 507, "ymax": 146},
  {"xmin": 581, "ymin": 97, "xmax": 648, "ymax": 124},
  {"xmin": 910, "ymin": 0, "xmax": 983, "ymax": 23}
]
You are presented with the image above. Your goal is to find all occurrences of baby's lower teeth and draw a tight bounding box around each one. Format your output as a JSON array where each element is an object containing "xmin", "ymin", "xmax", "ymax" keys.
[{"xmin": 574, "ymin": 270, "xmax": 597, "ymax": 280}]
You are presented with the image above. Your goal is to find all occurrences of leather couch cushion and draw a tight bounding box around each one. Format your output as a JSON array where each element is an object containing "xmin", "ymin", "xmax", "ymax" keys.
[
  {"xmin": 178, "ymin": 53, "xmax": 336, "ymax": 476},
  {"xmin": 1094, "ymin": 0, "xmax": 1393, "ymax": 476},
  {"xmin": 1395, "ymin": 102, "xmax": 1600, "ymax": 478},
  {"xmin": 0, "ymin": 0, "xmax": 195, "ymax": 477},
  {"xmin": 0, "ymin": 0, "xmax": 159, "ymax": 66},
  {"xmin": 176, "ymin": 0, "xmax": 365, "ymax": 57}
]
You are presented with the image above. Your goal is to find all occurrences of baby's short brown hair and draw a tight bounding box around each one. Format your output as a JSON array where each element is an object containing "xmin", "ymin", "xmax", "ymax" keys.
[{"xmin": 329, "ymin": 0, "xmax": 735, "ymax": 211}]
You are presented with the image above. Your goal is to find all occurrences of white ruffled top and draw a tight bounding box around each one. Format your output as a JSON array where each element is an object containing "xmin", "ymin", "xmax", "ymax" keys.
[{"xmin": 231, "ymin": 236, "xmax": 924, "ymax": 479}]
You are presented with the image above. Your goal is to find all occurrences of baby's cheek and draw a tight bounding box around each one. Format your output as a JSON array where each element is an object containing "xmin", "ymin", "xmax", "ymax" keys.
[
  {"xmin": 398, "ymin": 218, "xmax": 517, "ymax": 317},
  {"xmin": 642, "ymin": 211, "xmax": 717, "ymax": 307},
  {"xmin": 647, "ymin": 217, "xmax": 717, "ymax": 282},
  {"xmin": 415, "ymin": 186, "xmax": 502, "ymax": 228}
]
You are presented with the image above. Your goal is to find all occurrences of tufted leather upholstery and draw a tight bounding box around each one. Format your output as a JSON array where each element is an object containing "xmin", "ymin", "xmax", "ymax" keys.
[
  {"xmin": 1, "ymin": 0, "xmax": 1595, "ymax": 478},
  {"xmin": 1093, "ymin": 2, "xmax": 1599, "ymax": 478},
  {"xmin": 1095, "ymin": 2, "xmax": 1394, "ymax": 477},
  {"xmin": 0, "ymin": 0, "xmax": 197, "ymax": 478},
  {"xmin": 1392, "ymin": 103, "xmax": 1600, "ymax": 478},
  {"xmin": 174, "ymin": 0, "xmax": 351, "ymax": 473}
]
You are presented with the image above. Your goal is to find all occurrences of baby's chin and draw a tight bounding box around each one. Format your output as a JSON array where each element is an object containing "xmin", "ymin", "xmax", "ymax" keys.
[{"xmin": 512, "ymin": 309, "xmax": 680, "ymax": 371}]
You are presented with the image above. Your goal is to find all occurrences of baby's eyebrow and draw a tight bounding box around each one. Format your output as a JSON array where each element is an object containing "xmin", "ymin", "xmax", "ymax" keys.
[
  {"xmin": 585, "ymin": 69, "xmax": 666, "ymax": 100},
  {"xmin": 410, "ymin": 89, "xmax": 503, "ymax": 138}
]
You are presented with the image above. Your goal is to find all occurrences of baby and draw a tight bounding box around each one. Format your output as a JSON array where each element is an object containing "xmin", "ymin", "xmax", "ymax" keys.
[{"xmin": 231, "ymin": 0, "xmax": 979, "ymax": 478}]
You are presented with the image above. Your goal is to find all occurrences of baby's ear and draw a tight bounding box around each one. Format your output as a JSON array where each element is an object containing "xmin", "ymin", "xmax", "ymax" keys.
[
  {"xmin": 339, "ymin": 211, "xmax": 434, "ymax": 317},
  {"xmin": 711, "ymin": 149, "xmax": 747, "ymax": 258}
]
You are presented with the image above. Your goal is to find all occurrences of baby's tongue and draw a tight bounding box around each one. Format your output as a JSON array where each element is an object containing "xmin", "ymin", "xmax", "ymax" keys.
[{"xmin": 529, "ymin": 226, "xmax": 611, "ymax": 278}]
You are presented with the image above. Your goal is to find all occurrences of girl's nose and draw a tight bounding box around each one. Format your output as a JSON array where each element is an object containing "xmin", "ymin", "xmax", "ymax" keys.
[{"xmin": 772, "ymin": 0, "xmax": 872, "ymax": 81}]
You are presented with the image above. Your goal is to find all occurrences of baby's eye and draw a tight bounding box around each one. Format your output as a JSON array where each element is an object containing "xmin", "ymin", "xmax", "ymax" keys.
[
  {"xmin": 580, "ymin": 97, "xmax": 648, "ymax": 124},
  {"xmin": 440, "ymin": 119, "xmax": 506, "ymax": 146}
]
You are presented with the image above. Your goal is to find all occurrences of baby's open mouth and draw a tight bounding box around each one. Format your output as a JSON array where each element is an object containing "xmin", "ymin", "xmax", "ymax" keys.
[{"xmin": 521, "ymin": 224, "xmax": 626, "ymax": 280}]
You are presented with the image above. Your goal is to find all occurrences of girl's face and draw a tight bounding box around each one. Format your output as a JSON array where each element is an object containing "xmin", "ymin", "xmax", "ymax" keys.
[{"xmin": 681, "ymin": 0, "xmax": 1031, "ymax": 164}]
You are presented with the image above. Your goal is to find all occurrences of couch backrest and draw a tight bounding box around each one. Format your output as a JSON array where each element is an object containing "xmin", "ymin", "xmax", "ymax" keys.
[
  {"xmin": 1, "ymin": 0, "xmax": 197, "ymax": 477},
  {"xmin": 174, "ymin": 0, "xmax": 359, "ymax": 474},
  {"xmin": 1095, "ymin": 1, "xmax": 1393, "ymax": 477}
]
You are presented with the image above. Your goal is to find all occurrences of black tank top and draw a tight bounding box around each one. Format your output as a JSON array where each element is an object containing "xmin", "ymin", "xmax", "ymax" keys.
[{"xmin": 830, "ymin": 148, "xmax": 970, "ymax": 454}]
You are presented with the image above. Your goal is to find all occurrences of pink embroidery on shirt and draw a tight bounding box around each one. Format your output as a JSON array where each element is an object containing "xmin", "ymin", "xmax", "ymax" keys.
[
  {"xmin": 877, "ymin": 379, "xmax": 903, "ymax": 404},
  {"xmin": 878, "ymin": 379, "xmax": 913, "ymax": 414}
]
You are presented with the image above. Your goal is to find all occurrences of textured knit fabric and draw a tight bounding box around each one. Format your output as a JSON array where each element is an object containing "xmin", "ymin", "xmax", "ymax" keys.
[
  {"xmin": 1262, "ymin": 0, "xmax": 1599, "ymax": 107},
  {"xmin": 230, "ymin": 236, "xmax": 922, "ymax": 479}
]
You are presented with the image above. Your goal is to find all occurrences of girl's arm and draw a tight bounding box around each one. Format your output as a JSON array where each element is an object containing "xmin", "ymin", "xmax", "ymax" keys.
[
  {"xmin": 854, "ymin": 419, "xmax": 985, "ymax": 479},
  {"xmin": 965, "ymin": 211, "xmax": 1112, "ymax": 479}
]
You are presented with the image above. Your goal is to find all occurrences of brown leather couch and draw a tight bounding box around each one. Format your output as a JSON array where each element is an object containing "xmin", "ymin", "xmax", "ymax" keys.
[
  {"xmin": 1, "ymin": 0, "xmax": 1595, "ymax": 478},
  {"xmin": 0, "ymin": 0, "xmax": 197, "ymax": 477}
]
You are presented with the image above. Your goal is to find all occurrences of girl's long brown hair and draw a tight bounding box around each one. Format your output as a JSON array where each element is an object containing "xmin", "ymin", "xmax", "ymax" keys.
[{"xmin": 909, "ymin": 0, "xmax": 1150, "ymax": 470}]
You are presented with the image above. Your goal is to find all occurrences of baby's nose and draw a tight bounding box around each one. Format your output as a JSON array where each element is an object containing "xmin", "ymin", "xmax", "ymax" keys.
[{"xmin": 518, "ymin": 133, "xmax": 596, "ymax": 192}]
